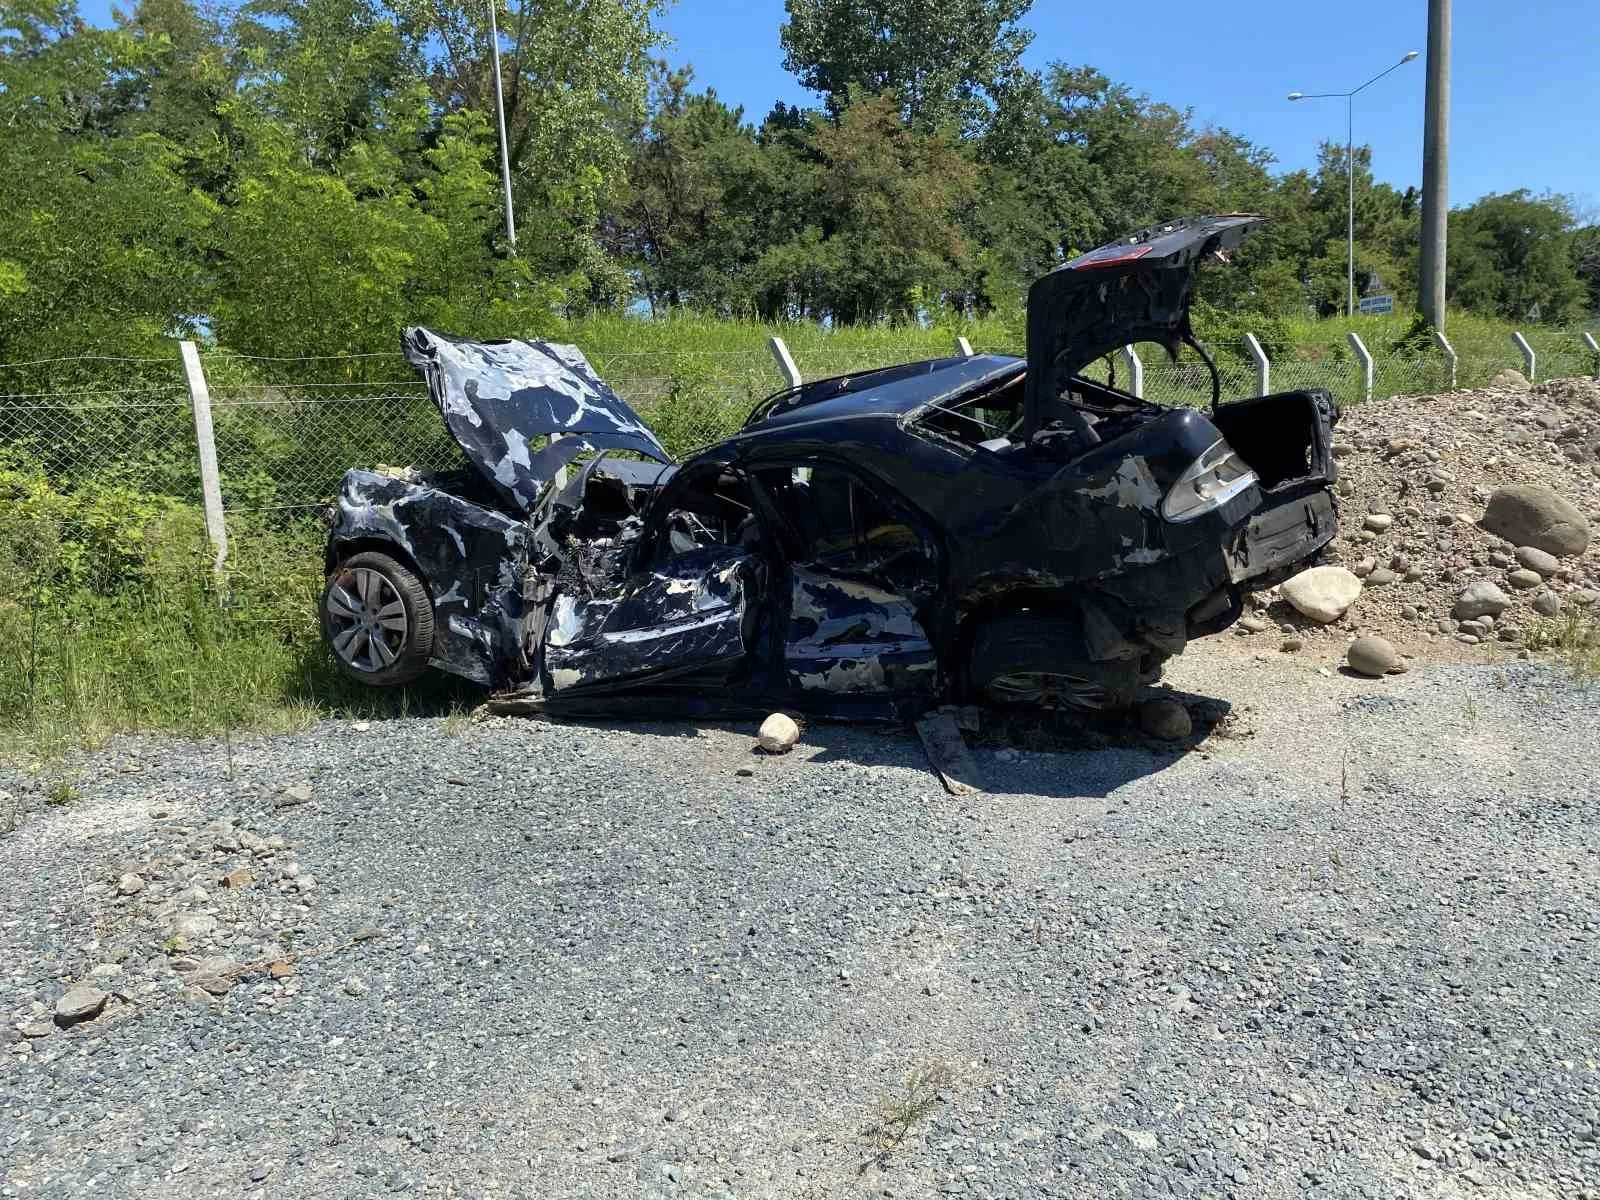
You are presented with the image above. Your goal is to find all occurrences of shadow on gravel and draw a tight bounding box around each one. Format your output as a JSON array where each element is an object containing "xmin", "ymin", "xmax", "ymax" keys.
[{"xmin": 515, "ymin": 684, "xmax": 1235, "ymax": 801}]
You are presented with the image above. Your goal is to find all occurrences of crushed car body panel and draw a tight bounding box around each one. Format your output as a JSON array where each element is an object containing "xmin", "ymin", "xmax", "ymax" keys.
[
  {"xmin": 327, "ymin": 469, "xmax": 532, "ymax": 686},
  {"xmin": 402, "ymin": 327, "xmax": 670, "ymax": 513}
]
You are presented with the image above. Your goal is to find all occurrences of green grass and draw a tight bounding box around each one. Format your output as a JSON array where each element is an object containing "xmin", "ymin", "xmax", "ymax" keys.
[
  {"xmin": 0, "ymin": 516, "xmax": 483, "ymax": 761},
  {"xmin": 1524, "ymin": 610, "xmax": 1600, "ymax": 681}
]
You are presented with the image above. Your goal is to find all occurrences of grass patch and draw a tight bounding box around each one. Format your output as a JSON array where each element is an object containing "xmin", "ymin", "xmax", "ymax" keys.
[
  {"xmin": 1524, "ymin": 610, "xmax": 1600, "ymax": 681},
  {"xmin": 0, "ymin": 515, "xmax": 484, "ymax": 760}
]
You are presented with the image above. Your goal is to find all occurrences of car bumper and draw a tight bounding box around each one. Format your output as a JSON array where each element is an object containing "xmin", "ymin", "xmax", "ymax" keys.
[{"xmin": 1223, "ymin": 486, "xmax": 1338, "ymax": 585}]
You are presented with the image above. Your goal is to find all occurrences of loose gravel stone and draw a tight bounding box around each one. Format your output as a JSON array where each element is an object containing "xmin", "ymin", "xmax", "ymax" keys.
[
  {"xmin": 1515, "ymin": 545, "xmax": 1562, "ymax": 575},
  {"xmin": 756, "ymin": 712, "xmax": 800, "ymax": 754},
  {"xmin": 1135, "ymin": 697, "xmax": 1192, "ymax": 740},
  {"xmin": 52, "ymin": 985, "xmax": 106, "ymax": 1027},
  {"xmin": 3, "ymin": 661, "xmax": 1598, "ymax": 1199},
  {"xmin": 1453, "ymin": 581, "xmax": 1512, "ymax": 621}
]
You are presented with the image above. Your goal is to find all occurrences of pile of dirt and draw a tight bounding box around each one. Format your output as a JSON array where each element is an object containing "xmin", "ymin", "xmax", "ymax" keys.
[{"xmin": 1238, "ymin": 375, "xmax": 1600, "ymax": 667}]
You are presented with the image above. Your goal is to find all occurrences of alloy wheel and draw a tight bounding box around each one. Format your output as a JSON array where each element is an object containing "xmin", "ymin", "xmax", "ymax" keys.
[{"xmin": 325, "ymin": 567, "xmax": 409, "ymax": 673}]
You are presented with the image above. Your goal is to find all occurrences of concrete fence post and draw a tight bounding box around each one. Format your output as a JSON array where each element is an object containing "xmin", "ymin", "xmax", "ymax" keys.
[
  {"xmin": 1432, "ymin": 329, "xmax": 1458, "ymax": 389},
  {"xmin": 768, "ymin": 335, "xmax": 801, "ymax": 389},
  {"xmin": 1512, "ymin": 332, "xmax": 1536, "ymax": 382},
  {"xmin": 1242, "ymin": 333, "xmax": 1270, "ymax": 397},
  {"xmin": 1347, "ymin": 332, "xmax": 1374, "ymax": 403},
  {"xmin": 1583, "ymin": 331, "xmax": 1600, "ymax": 379},
  {"xmin": 955, "ymin": 336, "xmax": 975, "ymax": 357},
  {"xmin": 178, "ymin": 340, "xmax": 228, "ymax": 577},
  {"xmin": 1118, "ymin": 345, "xmax": 1144, "ymax": 399}
]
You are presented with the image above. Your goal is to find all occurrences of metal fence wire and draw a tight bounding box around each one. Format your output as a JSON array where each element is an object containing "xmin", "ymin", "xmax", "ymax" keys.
[{"xmin": 3, "ymin": 330, "xmax": 1598, "ymax": 590}]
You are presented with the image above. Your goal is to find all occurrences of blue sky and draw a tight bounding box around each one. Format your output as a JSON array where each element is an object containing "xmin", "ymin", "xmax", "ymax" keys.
[
  {"xmin": 658, "ymin": 0, "xmax": 1599, "ymax": 214},
  {"xmin": 75, "ymin": 0, "xmax": 1599, "ymax": 214}
]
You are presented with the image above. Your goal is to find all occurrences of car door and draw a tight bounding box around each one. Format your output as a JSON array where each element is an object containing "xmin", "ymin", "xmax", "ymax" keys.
[
  {"xmin": 539, "ymin": 465, "xmax": 766, "ymax": 696},
  {"xmin": 753, "ymin": 461, "xmax": 941, "ymax": 703}
]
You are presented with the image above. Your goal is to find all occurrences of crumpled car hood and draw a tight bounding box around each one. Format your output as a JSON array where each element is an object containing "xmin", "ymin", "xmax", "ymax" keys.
[
  {"xmin": 403, "ymin": 327, "xmax": 670, "ymax": 513},
  {"xmin": 1024, "ymin": 214, "xmax": 1265, "ymax": 430}
]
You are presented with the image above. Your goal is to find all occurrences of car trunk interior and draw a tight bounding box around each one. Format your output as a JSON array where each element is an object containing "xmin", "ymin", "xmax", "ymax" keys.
[{"xmin": 1212, "ymin": 391, "xmax": 1329, "ymax": 494}]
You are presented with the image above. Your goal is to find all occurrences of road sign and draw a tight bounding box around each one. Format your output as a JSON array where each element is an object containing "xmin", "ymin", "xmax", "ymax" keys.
[{"xmin": 1358, "ymin": 294, "xmax": 1394, "ymax": 316}]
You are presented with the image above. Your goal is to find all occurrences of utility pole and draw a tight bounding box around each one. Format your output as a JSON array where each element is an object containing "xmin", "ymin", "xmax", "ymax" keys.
[
  {"xmin": 1419, "ymin": 0, "xmax": 1451, "ymax": 327},
  {"xmin": 487, "ymin": 0, "xmax": 517, "ymax": 254}
]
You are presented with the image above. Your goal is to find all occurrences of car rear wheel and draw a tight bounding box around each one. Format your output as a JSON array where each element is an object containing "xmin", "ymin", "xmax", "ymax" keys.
[
  {"xmin": 967, "ymin": 614, "xmax": 1146, "ymax": 712},
  {"xmin": 321, "ymin": 551, "xmax": 435, "ymax": 686}
]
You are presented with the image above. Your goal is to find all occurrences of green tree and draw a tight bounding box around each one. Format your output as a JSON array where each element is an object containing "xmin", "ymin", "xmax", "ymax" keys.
[
  {"xmin": 392, "ymin": 0, "xmax": 664, "ymax": 309},
  {"xmin": 779, "ymin": 0, "xmax": 1032, "ymax": 132},
  {"xmin": 756, "ymin": 90, "xmax": 978, "ymax": 323},
  {"xmin": 1447, "ymin": 191, "xmax": 1585, "ymax": 322},
  {"xmin": 0, "ymin": 1, "xmax": 215, "ymax": 360},
  {"xmin": 610, "ymin": 66, "xmax": 781, "ymax": 315}
]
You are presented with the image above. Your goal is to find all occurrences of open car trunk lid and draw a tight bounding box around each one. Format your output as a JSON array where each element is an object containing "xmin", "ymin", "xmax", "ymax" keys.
[
  {"xmin": 402, "ymin": 327, "xmax": 670, "ymax": 514},
  {"xmin": 1023, "ymin": 214, "xmax": 1265, "ymax": 435}
]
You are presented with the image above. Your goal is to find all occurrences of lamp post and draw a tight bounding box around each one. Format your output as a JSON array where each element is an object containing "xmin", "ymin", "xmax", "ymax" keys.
[
  {"xmin": 1289, "ymin": 50, "xmax": 1418, "ymax": 318},
  {"xmin": 487, "ymin": 0, "xmax": 517, "ymax": 254}
]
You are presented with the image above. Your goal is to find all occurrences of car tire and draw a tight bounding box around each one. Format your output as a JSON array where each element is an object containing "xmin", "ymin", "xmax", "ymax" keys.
[
  {"xmin": 320, "ymin": 550, "xmax": 435, "ymax": 686},
  {"xmin": 967, "ymin": 614, "xmax": 1142, "ymax": 712}
]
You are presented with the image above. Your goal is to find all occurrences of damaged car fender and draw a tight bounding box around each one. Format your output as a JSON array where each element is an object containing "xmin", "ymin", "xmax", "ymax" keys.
[{"xmin": 326, "ymin": 470, "xmax": 534, "ymax": 686}]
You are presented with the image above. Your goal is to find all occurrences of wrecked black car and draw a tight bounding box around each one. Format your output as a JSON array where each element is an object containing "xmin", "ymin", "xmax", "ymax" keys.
[{"xmin": 320, "ymin": 214, "xmax": 1338, "ymax": 719}]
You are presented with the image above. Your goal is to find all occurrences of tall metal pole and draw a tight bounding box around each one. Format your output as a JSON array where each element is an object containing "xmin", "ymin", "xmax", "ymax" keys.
[
  {"xmin": 1287, "ymin": 51, "xmax": 1417, "ymax": 321},
  {"xmin": 487, "ymin": 0, "xmax": 517, "ymax": 253},
  {"xmin": 1419, "ymin": 0, "xmax": 1451, "ymax": 327},
  {"xmin": 1346, "ymin": 96, "xmax": 1355, "ymax": 319}
]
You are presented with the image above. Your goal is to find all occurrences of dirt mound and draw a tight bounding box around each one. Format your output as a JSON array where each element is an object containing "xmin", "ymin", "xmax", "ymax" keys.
[{"xmin": 1238, "ymin": 375, "xmax": 1600, "ymax": 667}]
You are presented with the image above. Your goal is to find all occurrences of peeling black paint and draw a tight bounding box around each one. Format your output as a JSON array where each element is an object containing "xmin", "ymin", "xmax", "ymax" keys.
[{"xmin": 321, "ymin": 220, "xmax": 1339, "ymax": 715}]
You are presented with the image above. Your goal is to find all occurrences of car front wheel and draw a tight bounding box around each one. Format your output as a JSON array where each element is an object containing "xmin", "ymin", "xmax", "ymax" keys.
[{"xmin": 320, "ymin": 551, "xmax": 435, "ymax": 686}]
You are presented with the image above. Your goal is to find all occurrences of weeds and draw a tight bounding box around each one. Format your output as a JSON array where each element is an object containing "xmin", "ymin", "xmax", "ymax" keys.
[
  {"xmin": 44, "ymin": 777, "xmax": 80, "ymax": 806},
  {"xmin": 859, "ymin": 1060, "xmax": 957, "ymax": 1173},
  {"xmin": 1524, "ymin": 611, "xmax": 1600, "ymax": 681}
]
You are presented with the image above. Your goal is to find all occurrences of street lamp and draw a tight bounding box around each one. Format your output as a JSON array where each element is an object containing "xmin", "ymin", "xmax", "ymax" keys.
[{"xmin": 1289, "ymin": 50, "xmax": 1419, "ymax": 318}]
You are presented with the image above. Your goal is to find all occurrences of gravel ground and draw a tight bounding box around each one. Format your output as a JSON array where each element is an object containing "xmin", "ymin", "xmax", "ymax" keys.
[{"xmin": 2, "ymin": 653, "xmax": 1598, "ymax": 1200}]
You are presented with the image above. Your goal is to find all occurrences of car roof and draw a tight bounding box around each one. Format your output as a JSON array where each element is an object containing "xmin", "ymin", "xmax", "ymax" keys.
[{"xmin": 743, "ymin": 353, "xmax": 1022, "ymax": 435}]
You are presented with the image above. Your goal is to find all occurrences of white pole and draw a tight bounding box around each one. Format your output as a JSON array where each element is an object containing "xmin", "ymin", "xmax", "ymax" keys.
[
  {"xmin": 1118, "ymin": 345, "xmax": 1143, "ymax": 399},
  {"xmin": 1432, "ymin": 329, "xmax": 1457, "ymax": 389},
  {"xmin": 1347, "ymin": 331, "xmax": 1374, "ymax": 402},
  {"xmin": 179, "ymin": 340, "xmax": 228, "ymax": 577},
  {"xmin": 768, "ymin": 336, "xmax": 801, "ymax": 388},
  {"xmin": 1242, "ymin": 332, "xmax": 1270, "ymax": 397},
  {"xmin": 487, "ymin": 1, "xmax": 517, "ymax": 253},
  {"xmin": 1511, "ymin": 332, "xmax": 1535, "ymax": 382},
  {"xmin": 955, "ymin": 336, "xmax": 974, "ymax": 357},
  {"xmin": 1582, "ymin": 331, "xmax": 1599, "ymax": 379}
]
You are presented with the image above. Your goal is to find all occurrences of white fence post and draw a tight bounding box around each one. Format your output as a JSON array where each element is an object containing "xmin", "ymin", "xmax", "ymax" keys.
[
  {"xmin": 1512, "ymin": 332, "xmax": 1536, "ymax": 382},
  {"xmin": 1242, "ymin": 333, "xmax": 1270, "ymax": 397},
  {"xmin": 1583, "ymin": 331, "xmax": 1600, "ymax": 379},
  {"xmin": 1118, "ymin": 345, "xmax": 1144, "ymax": 399},
  {"xmin": 955, "ymin": 336, "xmax": 975, "ymax": 357},
  {"xmin": 1347, "ymin": 332, "xmax": 1373, "ymax": 402},
  {"xmin": 768, "ymin": 335, "xmax": 801, "ymax": 389},
  {"xmin": 1432, "ymin": 329, "xmax": 1458, "ymax": 389},
  {"xmin": 179, "ymin": 340, "xmax": 228, "ymax": 577}
]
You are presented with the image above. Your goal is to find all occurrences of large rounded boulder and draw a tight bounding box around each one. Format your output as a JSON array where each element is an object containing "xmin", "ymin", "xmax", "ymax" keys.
[{"xmin": 1481, "ymin": 485, "xmax": 1590, "ymax": 557}]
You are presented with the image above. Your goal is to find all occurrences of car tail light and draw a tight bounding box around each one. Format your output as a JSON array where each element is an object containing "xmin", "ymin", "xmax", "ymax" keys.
[{"xmin": 1161, "ymin": 440, "xmax": 1257, "ymax": 522}]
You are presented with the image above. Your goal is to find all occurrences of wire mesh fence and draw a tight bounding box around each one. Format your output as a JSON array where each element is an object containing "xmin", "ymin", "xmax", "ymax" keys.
[{"xmin": 4, "ymin": 328, "xmax": 1599, "ymax": 599}]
